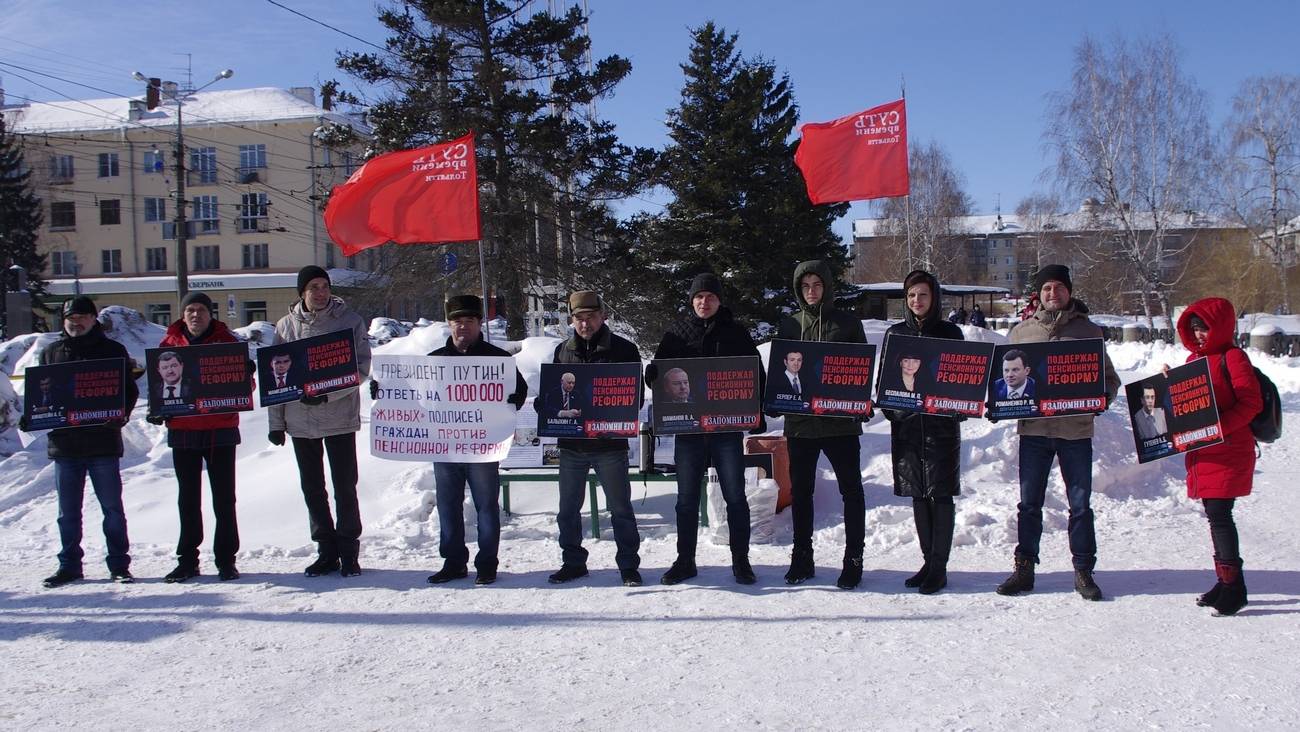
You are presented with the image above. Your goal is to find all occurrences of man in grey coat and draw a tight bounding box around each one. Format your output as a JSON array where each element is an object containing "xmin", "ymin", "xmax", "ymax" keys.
[
  {"xmin": 268, "ymin": 266, "xmax": 372, "ymax": 578},
  {"xmin": 994, "ymin": 265, "xmax": 1119, "ymax": 602}
]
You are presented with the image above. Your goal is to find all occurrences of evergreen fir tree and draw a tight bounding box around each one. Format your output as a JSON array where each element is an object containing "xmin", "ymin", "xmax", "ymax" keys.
[
  {"xmin": 335, "ymin": 0, "xmax": 652, "ymax": 337},
  {"xmin": 0, "ymin": 115, "xmax": 48, "ymax": 336},
  {"xmin": 615, "ymin": 23, "xmax": 849, "ymax": 338}
]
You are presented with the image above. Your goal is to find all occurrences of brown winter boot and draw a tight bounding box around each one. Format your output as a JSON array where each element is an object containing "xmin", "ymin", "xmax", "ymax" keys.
[{"xmin": 995, "ymin": 555, "xmax": 1035, "ymax": 596}]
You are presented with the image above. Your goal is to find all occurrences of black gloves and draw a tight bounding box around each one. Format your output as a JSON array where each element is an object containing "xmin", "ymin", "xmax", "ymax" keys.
[
  {"xmin": 300, "ymin": 394, "xmax": 327, "ymax": 406},
  {"xmin": 17, "ymin": 415, "xmax": 30, "ymax": 431},
  {"xmin": 146, "ymin": 415, "xmax": 166, "ymax": 425},
  {"xmin": 246, "ymin": 360, "xmax": 257, "ymax": 376},
  {"xmin": 748, "ymin": 414, "xmax": 768, "ymax": 435},
  {"xmin": 268, "ymin": 430, "xmax": 286, "ymax": 446},
  {"xmin": 369, "ymin": 380, "xmax": 380, "ymax": 400}
]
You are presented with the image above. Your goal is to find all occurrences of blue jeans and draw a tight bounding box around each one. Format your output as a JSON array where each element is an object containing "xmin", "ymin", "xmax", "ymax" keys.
[
  {"xmin": 674, "ymin": 432, "xmax": 749, "ymax": 558},
  {"xmin": 557, "ymin": 449, "xmax": 640, "ymax": 570},
  {"xmin": 433, "ymin": 461, "xmax": 501, "ymax": 571},
  {"xmin": 54, "ymin": 456, "xmax": 130, "ymax": 572},
  {"xmin": 1016, "ymin": 435, "xmax": 1097, "ymax": 571}
]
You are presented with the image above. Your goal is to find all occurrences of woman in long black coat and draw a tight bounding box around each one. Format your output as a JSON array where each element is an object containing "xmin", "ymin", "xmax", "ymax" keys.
[{"xmin": 882, "ymin": 270, "xmax": 964, "ymax": 594}]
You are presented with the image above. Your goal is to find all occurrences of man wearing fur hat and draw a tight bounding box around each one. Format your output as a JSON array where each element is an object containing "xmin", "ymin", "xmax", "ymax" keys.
[
  {"xmin": 151, "ymin": 292, "xmax": 250, "ymax": 583},
  {"xmin": 647, "ymin": 273, "xmax": 763, "ymax": 586},
  {"xmin": 421, "ymin": 294, "xmax": 527, "ymax": 586},
  {"xmin": 540, "ymin": 291, "xmax": 644, "ymax": 586},
  {"xmin": 268, "ymin": 266, "xmax": 372, "ymax": 578},
  {"xmin": 995, "ymin": 264, "xmax": 1119, "ymax": 602},
  {"xmin": 28, "ymin": 296, "xmax": 140, "ymax": 588}
]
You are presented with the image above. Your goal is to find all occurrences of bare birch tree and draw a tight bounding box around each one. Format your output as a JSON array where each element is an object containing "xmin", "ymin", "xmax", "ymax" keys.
[
  {"xmin": 1045, "ymin": 35, "xmax": 1214, "ymax": 330},
  {"xmin": 1218, "ymin": 75, "xmax": 1300, "ymax": 314},
  {"xmin": 872, "ymin": 139, "xmax": 974, "ymax": 282}
]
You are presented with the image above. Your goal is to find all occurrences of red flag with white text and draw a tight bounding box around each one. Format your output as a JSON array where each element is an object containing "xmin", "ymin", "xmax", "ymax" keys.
[
  {"xmin": 794, "ymin": 99, "xmax": 909, "ymax": 205},
  {"xmin": 324, "ymin": 133, "xmax": 480, "ymax": 255}
]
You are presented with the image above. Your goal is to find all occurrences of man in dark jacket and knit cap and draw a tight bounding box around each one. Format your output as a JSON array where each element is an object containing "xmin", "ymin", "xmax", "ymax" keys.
[
  {"xmin": 776, "ymin": 260, "xmax": 869, "ymax": 589},
  {"xmin": 29, "ymin": 296, "xmax": 140, "ymax": 588},
  {"xmin": 539, "ymin": 291, "xmax": 644, "ymax": 586},
  {"xmin": 423, "ymin": 294, "xmax": 527, "ymax": 586},
  {"xmin": 648, "ymin": 273, "xmax": 762, "ymax": 586},
  {"xmin": 269, "ymin": 265, "xmax": 372, "ymax": 578},
  {"xmin": 995, "ymin": 264, "xmax": 1119, "ymax": 602},
  {"xmin": 151, "ymin": 292, "xmax": 249, "ymax": 583}
]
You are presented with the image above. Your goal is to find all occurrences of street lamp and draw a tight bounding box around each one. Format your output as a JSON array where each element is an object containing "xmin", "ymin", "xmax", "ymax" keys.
[{"xmin": 132, "ymin": 68, "xmax": 234, "ymax": 302}]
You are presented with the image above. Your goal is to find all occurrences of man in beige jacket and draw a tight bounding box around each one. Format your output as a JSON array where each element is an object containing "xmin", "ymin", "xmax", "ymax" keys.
[
  {"xmin": 994, "ymin": 265, "xmax": 1119, "ymax": 602},
  {"xmin": 268, "ymin": 266, "xmax": 372, "ymax": 578}
]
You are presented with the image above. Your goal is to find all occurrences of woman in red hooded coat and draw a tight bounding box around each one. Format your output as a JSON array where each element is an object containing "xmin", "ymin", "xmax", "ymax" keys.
[{"xmin": 1173, "ymin": 297, "xmax": 1262, "ymax": 616}]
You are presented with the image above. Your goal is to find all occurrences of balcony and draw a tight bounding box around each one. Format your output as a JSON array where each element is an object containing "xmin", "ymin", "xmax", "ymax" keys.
[{"xmin": 237, "ymin": 168, "xmax": 267, "ymax": 184}]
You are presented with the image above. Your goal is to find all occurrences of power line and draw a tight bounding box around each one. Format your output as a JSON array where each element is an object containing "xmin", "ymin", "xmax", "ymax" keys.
[{"xmin": 263, "ymin": 0, "xmax": 388, "ymax": 52}]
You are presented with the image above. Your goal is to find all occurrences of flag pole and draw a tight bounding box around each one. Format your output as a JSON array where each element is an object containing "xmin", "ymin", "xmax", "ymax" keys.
[
  {"xmin": 477, "ymin": 239, "xmax": 489, "ymax": 342},
  {"xmin": 899, "ymin": 76, "xmax": 913, "ymax": 270}
]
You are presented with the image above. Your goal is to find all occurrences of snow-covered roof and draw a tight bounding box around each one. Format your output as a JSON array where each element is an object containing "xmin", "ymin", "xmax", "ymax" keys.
[
  {"xmin": 854, "ymin": 209, "xmax": 1240, "ymax": 239},
  {"xmin": 2, "ymin": 87, "xmax": 368, "ymax": 135},
  {"xmin": 43, "ymin": 268, "xmax": 377, "ymax": 296}
]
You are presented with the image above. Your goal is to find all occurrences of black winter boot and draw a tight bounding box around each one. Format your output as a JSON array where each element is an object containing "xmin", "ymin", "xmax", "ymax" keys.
[
  {"xmin": 1212, "ymin": 559, "xmax": 1248, "ymax": 617},
  {"xmin": 904, "ymin": 563, "xmax": 930, "ymax": 588},
  {"xmin": 918, "ymin": 563, "xmax": 947, "ymax": 595},
  {"xmin": 995, "ymin": 555, "xmax": 1035, "ymax": 595},
  {"xmin": 785, "ymin": 549, "xmax": 815, "ymax": 585},
  {"xmin": 1197, "ymin": 555, "xmax": 1225, "ymax": 607},
  {"xmin": 732, "ymin": 553, "xmax": 756, "ymax": 585},
  {"xmin": 836, "ymin": 557, "xmax": 863, "ymax": 589},
  {"xmin": 660, "ymin": 558, "xmax": 698, "ymax": 585},
  {"xmin": 1074, "ymin": 569, "xmax": 1103, "ymax": 601}
]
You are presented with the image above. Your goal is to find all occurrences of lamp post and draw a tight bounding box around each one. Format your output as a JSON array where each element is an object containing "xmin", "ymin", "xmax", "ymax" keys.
[{"xmin": 132, "ymin": 68, "xmax": 233, "ymax": 302}]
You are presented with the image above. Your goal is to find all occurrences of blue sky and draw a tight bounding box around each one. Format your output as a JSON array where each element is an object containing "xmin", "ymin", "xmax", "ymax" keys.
[{"xmin": 2, "ymin": 0, "xmax": 1297, "ymax": 241}]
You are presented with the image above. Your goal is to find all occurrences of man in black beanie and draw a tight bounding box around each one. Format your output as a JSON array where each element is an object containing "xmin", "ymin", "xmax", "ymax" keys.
[
  {"xmin": 151, "ymin": 291, "xmax": 249, "ymax": 583},
  {"xmin": 996, "ymin": 264, "xmax": 1119, "ymax": 602},
  {"xmin": 268, "ymin": 265, "xmax": 371, "ymax": 578},
  {"xmin": 646, "ymin": 272, "xmax": 762, "ymax": 586},
  {"xmin": 30, "ymin": 297, "xmax": 140, "ymax": 587}
]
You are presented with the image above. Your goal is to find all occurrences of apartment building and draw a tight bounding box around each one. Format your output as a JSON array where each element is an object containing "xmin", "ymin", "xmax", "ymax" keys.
[{"xmin": 2, "ymin": 85, "xmax": 370, "ymax": 330}]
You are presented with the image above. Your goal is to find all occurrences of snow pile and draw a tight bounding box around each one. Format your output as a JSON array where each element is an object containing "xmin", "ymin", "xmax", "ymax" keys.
[{"xmin": 368, "ymin": 317, "xmax": 410, "ymax": 344}]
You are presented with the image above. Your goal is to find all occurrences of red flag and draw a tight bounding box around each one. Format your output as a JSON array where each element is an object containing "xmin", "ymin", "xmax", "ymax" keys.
[
  {"xmin": 324, "ymin": 133, "xmax": 480, "ymax": 256},
  {"xmin": 794, "ymin": 99, "xmax": 909, "ymax": 205}
]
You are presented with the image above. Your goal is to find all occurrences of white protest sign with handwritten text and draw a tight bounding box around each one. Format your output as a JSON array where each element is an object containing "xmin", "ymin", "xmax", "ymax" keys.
[{"xmin": 369, "ymin": 355, "xmax": 515, "ymax": 462}]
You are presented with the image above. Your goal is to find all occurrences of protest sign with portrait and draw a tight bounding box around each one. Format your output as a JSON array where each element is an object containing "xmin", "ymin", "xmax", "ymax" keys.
[
  {"xmin": 987, "ymin": 339, "xmax": 1108, "ymax": 420},
  {"xmin": 146, "ymin": 342, "xmax": 253, "ymax": 418},
  {"xmin": 763, "ymin": 339, "xmax": 875, "ymax": 417},
  {"xmin": 651, "ymin": 355, "xmax": 761, "ymax": 435},
  {"xmin": 257, "ymin": 329, "xmax": 359, "ymax": 407},
  {"xmin": 22, "ymin": 359, "xmax": 127, "ymax": 431},
  {"xmin": 1125, "ymin": 359, "xmax": 1223, "ymax": 463},
  {"xmin": 876, "ymin": 333, "xmax": 993, "ymax": 417},
  {"xmin": 536, "ymin": 362, "xmax": 641, "ymax": 438}
]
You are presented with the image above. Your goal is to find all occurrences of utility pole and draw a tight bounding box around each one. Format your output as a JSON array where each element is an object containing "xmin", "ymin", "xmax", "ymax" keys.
[{"xmin": 133, "ymin": 68, "xmax": 233, "ymax": 303}]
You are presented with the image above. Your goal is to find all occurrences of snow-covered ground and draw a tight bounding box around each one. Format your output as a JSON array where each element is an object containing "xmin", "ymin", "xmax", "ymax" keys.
[{"xmin": 2, "ymin": 313, "xmax": 1299, "ymax": 729}]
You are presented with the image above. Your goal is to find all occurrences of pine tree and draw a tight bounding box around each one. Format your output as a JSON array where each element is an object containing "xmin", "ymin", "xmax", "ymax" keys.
[
  {"xmin": 0, "ymin": 115, "xmax": 48, "ymax": 336},
  {"xmin": 335, "ymin": 0, "xmax": 652, "ymax": 337},
  {"xmin": 614, "ymin": 23, "xmax": 849, "ymax": 338}
]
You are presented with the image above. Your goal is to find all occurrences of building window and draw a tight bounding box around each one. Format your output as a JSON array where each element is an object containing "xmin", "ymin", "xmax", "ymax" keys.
[
  {"xmin": 50, "ymin": 201, "xmax": 76, "ymax": 230},
  {"xmin": 144, "ymin": 197, "xmax": 166, "ymax": 222},
  {"xmin": 143, "ymin": 149, "xmax": 165, "ymax": 174},
  {"xmin": 192, "ymin": 195, "xmax": 219, "ymax": 234},
  {"xmin": 146, "ymin": 304, "xmax": 171, "ymax": 327},
  {"xmin": 242, "ymin": 243, "xmax": 269, "ymax": 269},
  {"xmin": 193, "ymin": 244, "xmax": 220, "ymax": 271},
  {"xmin": 99, "ymin": 199, "xmax": 121, "ymax": 226},
  {"xmin": 239, "ymin": 144, "xmax": 267, "ymax": 171},
  {"xmin": 243, "ymin": 300, "xmax": 268, "ymax": 324},
  {"xmin": 49, "ymin": 154, "xmax": 74, "ymax": 181},
  {"xmin": 97, "ymin": 152, "xmax": 120, "ymax": 178},
  {"xmin": 190, "ymin": 147, "xmax": 217, "ymax": 184},
  {"xmin": 145, "ymin": 247, "xmax": 167, "ymax": 272},
  {"xmin": 101, "ymin": 249, "xmax": 122, "ymax": 274},
  {"xmin": 238, "ymin": 192, "xmax": 269, "ymax": 232},
  {"xmin": 51, "ymin": 251, "xmax": 77, "ymax": 277}
]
